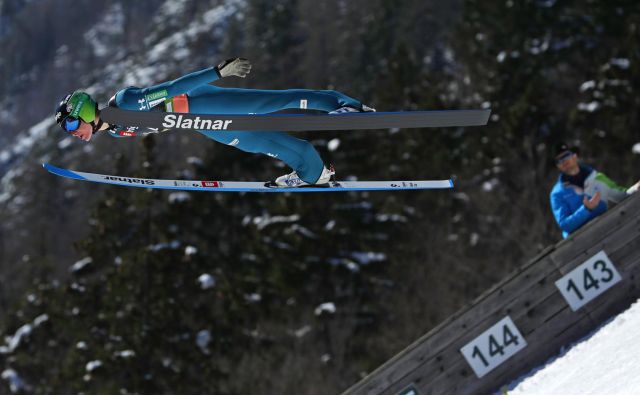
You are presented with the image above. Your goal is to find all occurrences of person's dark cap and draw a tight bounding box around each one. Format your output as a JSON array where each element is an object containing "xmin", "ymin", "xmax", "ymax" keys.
[{"xmin": 554, "ymin": 142, "xmax": 579, "ymax": 158}]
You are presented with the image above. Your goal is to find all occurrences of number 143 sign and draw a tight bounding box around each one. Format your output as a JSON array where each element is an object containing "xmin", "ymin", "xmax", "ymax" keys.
[{"xmin": 555, "ymin": 250, "xmax": 622, "ymax": 311}]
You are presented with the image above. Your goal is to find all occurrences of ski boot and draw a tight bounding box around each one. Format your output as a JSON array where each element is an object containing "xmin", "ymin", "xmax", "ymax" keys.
[
  {"xmin": 329, "ymin": 104, "xmax": 376, "ymax": 114},
  {"xmin": 266, "ymin": 165, "xmax": 335, "ymax": 188}
]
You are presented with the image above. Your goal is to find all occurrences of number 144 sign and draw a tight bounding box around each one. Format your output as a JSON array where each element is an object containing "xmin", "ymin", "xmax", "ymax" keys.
[
  {"xmin": 460, "ymin": 316, "xmax": 527, "ymax": 378},
  {"xmin": 555, "ymin": 250, "xmax": 622, "ymax": 311}
]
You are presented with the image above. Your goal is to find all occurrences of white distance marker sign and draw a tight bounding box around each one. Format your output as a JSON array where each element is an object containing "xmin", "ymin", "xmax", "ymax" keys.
[
  {"xmin": 460, "ymin": 316, "xmax": 527, "ymax": 378},
  {"xmin": 396, "ymin": 385, "xmax": 418, "ymax": 395},
  {"xmin": 555, "ymin": 250, "xmax": 622, "ymax": 311}
]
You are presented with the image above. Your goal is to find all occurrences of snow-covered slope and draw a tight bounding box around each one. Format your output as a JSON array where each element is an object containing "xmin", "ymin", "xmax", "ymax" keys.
[{"xmin": 503, "ymin": 299, "xmax": 640, "ymax": 395}]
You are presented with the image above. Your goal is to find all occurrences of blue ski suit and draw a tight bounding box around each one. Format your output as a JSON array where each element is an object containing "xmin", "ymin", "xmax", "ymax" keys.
[{"xmin": 108, "ymin": 67, "xmax": 363, "ymax": 183}]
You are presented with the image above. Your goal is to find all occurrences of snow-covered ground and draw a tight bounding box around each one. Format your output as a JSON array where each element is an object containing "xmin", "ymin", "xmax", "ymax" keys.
[{"xmin": 503, "ymin": 299, "xmax": 640, "ymax": 395}]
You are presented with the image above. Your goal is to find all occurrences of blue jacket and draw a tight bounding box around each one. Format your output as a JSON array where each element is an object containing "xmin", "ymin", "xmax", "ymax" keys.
[
  {"xmin": 105, "ymin": 67, "xmax": 221, "ymax": 137},
  {"xmin": 111, "ymin": 67, "xmax": 220, "ymax": 111},
  {"xmin": 550, "ymin": 169, "xmax": 607, "ymax": 238}
]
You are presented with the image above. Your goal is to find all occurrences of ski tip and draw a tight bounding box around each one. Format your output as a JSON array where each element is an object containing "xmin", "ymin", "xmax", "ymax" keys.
[
  {"xmin": 42, "ymin": 163, "xmax": 87, "ymax": 181},
  {"xmin": 42, "ymin": 162, "xmax": 58, "ymax": 173},
  {"xmin": 449, "ymin": 178, "xmax": 454, "ymax": 188}
]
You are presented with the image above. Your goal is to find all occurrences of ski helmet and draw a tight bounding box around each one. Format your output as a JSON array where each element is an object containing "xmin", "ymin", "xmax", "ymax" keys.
[{"xmin": 54, "ymin": 91, "xmax": 99, "ymax": 132}]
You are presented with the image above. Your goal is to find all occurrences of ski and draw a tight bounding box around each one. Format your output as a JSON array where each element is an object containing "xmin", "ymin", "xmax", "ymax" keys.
[
  {"xmin": 100, "ymin": 107, "xmax": 491, "ymax": 132},
  {"xmin": 43, "ymin": 163, "xmax": 453, "ymax": 193}
]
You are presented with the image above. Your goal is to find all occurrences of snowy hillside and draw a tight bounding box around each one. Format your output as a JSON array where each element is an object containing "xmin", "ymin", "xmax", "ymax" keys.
[{"xmin": 504, "ymin": 299, "xmax": 640, "ymax": 395}]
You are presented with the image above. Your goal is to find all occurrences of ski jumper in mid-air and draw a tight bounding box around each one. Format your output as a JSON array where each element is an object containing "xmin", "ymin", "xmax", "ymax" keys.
[{"xmin": 54, "ymin": 58, "xmax": 375, "ymax": 187}]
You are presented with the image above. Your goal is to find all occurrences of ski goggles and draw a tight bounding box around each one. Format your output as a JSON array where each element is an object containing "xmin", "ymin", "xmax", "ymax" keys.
[
  {"xmin": 60, "ymin": 116, "xmax": 82, "ymax": 132},
  {"xmin": 555, "ymin": 151, "xmax": 575, "ymax": 164}
]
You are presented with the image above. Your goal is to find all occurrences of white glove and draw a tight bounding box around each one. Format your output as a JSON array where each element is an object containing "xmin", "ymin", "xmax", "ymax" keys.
[{"xmin": 216, "ymin": 57, "xmax": 252, "ymax": 78}]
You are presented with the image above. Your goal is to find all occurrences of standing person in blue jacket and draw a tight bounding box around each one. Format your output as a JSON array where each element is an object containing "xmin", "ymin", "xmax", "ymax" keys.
[
  {"xmin": 53, "ymin": 58, "xmax": 375, "ymax": 187},
  {"xmin": 550, "ymin": 142, "xmax": 638, "ymax": 238}
]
